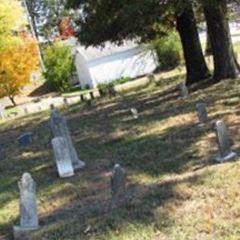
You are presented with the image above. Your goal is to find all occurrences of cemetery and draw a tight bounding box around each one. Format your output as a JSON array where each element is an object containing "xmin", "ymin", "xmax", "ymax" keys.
[
  {"xmin": 1, "ymin": 1, "xmax": 240, "ymax": 240},
  {"xmin": 1, "ymin": 68, "xmax": 240, "ymax": 239}
]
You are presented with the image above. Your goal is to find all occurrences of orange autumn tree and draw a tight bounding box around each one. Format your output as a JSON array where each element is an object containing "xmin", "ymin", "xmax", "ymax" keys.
[{"xmin": 0, "ymin": 37, "xmax": 39, "ymax": 106}]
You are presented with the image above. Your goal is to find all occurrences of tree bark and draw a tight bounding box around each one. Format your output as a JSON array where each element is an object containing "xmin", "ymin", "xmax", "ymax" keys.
[
  {"xmin": 9, "ymin": 96, "xmax": 16, "ymax": 106},
  {"xmin": 203, "ymin": 0, "xmax": 240, "ymax": 81},
  {"xmin": 176, "ymin": 5, "xmax": 210, "ymax": 86}
]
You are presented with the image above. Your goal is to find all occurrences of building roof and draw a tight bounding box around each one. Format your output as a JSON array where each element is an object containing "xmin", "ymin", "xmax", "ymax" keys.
[{"xmin": 73, "ymin": 39, "xmax": 139, "ymax": 62}]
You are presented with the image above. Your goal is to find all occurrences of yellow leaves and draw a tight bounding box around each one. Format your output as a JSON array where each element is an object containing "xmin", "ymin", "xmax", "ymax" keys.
[
  {"xmin": 0, "ymin": 38, "xmax": 39, "ymax": 99},
  {"xmin": 0, "ymin": 0, "xmax": 27, "ymax": 48}
]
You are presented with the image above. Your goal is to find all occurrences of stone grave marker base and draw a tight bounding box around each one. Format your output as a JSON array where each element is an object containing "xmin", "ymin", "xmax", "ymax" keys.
[
  {"xmin": 13, "ymin": 226, "xmax": 38, "ymax": 240},
  {"xmin": 215, "ymin": 151, "xmax": 237, "ymax": 163}
]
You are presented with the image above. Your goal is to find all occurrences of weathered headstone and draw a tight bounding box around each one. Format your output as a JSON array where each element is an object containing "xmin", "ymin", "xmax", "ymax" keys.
[
  {"xmin": 214, "ymin": 120, "xmax": 237, "ymax": 162},
  {"xmin": 130, "ymin": 108, "xmax": 138, "ymax": 119},
  {"xmin": 18, "ymin": 132, "xmax": 33, "ymax": 147},
  {"xmin": 63, "ymin": 98, "xmax": 69, "ymax": 105},
  {"xmin": 111, "ymin": 164, "xmax": 126, "ymax": 197},
  {"xmin": 52, "ymin": 137, "xmax": 75, "ymax": 177},
  {"xmin": 24, "ymin": 108, "xmax": 28, "ymax": 115},
  {"xmin": 196, "ymin": 103, "xmax": 208, "ymax": 123},
  {"xmin": 13, "ymin": 173, "xmax": 39, "ymax": 239},
  {"xmin": 50, "ymin": 103, "xmax": 55, "ymax": 110},
  {"xmin": 80, "ymin": 94, "xmax": 85, "ymax": 102},
  {"xmin": 50, "ymin": 109, "xmax": 86, "ymax": 170},
  {"xmin": 178, "ymin": 82, "xmax": 188, "ymax": 98},
  {"xmin": 147, "ymin": 73, "xmax": 156, "ymax": 83},
  {"xmin": 90, "ymin": 91, "xmax": 94, "ymax": 100}
]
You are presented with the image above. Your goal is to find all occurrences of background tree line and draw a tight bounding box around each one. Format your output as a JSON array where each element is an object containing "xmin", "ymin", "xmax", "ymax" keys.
[{"xmin": 64, "ymin": 0, "xmax": 240, "ymax": 86}]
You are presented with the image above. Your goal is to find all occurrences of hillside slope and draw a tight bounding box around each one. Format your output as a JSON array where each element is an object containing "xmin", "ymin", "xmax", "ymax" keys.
[{"xmin": 1, "ymin": 71, "xmax": 240, "ymax": 240}]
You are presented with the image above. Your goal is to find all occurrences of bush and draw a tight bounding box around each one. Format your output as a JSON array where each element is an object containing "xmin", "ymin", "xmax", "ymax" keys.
[
  {"xmin": 44, "ymin": 42, "xmax": 75, "ymax": 92},
  {"xmin": 98, "ymin": 77, "xmax": 132, "ymax": 96},
  {"xmin": 153, "ymin": 32, "xmax": 182, "ymax": 71}
]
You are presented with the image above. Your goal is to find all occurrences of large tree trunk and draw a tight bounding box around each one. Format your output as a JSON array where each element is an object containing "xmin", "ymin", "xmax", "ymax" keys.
[
  {"xmin": 176, "ymin": 4, "xmax": 210, "ymax": 86},
  {"xmin": 203, "ymin": 0, "xmax": 240, "ymax": 81}
]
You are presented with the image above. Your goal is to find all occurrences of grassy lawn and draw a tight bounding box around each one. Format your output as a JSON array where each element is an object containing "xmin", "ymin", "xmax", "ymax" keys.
[{"xmin": 1, "ymin": 55, "xmax": 240, "ymax": 239}]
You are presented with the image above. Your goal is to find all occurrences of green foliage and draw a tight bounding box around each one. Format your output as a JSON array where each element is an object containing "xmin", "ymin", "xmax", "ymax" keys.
[
  {"xmin": 152, "ymin": 32, "xmax": 182, "ymax": 71},
  {"xmin": 98, "ymin": 77, "xmax": 132, "ymax": 96},
  {"xmin": 44, "ymin": 42, "xmax": 75, "ymax": 92}
]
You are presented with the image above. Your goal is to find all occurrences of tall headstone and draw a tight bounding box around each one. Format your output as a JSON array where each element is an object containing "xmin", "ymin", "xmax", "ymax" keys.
[
  {"xmin": 52, "ymin": 137, "xmax": 74, "ymax": 177},
  {"xmin": 179, "ymin": 82, "xmax": 188, "ymax": 98},
  {"xmin": 214, "ymin": 120, "xmax": 237, "ymax": 162},
  {"xmin": 196, "ymin": 103, "xmax": 208, "ymax": 123},
  {"xmin": 111, "ymin": 164, "xmax": 126, "ymax": 197},
  {"xmin": 13, "ymin": 173, "xmax": 39, "ymax": 239},
  {"xmin": 50, "ymin": 109, "xmax": 86, "ymax": 170}
]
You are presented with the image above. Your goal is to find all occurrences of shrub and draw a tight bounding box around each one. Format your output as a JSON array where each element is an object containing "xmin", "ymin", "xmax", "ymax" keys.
[
  {"xmin": 44, "ymin": 42, "xmax": 75, "ymax": 92},
  {"xmin": 98, "ymin": 77, "xmax": 132, "ymax": 96},
  {"xmin": 153, "ymin": 32, "xmax": 182, "ymax": 71}
]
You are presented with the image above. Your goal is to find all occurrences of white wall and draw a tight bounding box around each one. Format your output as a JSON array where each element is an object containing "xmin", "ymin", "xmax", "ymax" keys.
[
  {"xmin": 75, "ymin": 46, "xmax": 159, "ymax": 88},
  {"xmin": 75, "ymin": 53, "xmax": 94, "ymax": 88}
]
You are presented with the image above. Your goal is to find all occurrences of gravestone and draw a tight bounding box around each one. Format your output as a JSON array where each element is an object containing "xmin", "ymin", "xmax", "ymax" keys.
[
  {"xmin": 111, "ymin": 164, "xmax": 126, "ymax": 197},
  {"xmin": 90, "ymin": 92, "xmax": 94, "ymax": 100},
  {"xmin": 50, "ymin": 109, "xmax": 86, "ymax": 170},
  {"xmin": 214, "ymin": 120, "xmax": 237, "ymax": 162},
  {"xmin": 13, "ymin": 173, "xmax": 39, "ymax": 239},
  {"xmin": 80, "ymin": 94, "xmax": 85, "ymax": 102},
  {"xmin": 50, "ymin": 103, "xmax": 55, "ymax": 110},
  {"xmin": 52, "ymin": 137, "xmax": 75, "ymax": 177},
  {"xmin": 130, "ymin": 108, "xmax": 138, "ymax": 119},
  {"xmin": 147, "ymin": 73, "xmax": 156, "ymax": 83},
  {"xmin": 63, "ymin": 98, "xmax": 69, "ymax": 105},
  {"xmin": 24, "ymin": 108, "xmax": 28, "ymax": 114},
  {"xmin": 179, "ymin": 82, "xmax": 188, "ymax": 98},
  {"xmin": 18, "ymin": 132, "xmax": 33, "ymax": 147},
  {"xmin": 0, "ymin": 105, "xmax": 6, "ymax": 120},
  {"xmin": 196, "ymin": 103, "xmax": 208, "ymax": 123}
]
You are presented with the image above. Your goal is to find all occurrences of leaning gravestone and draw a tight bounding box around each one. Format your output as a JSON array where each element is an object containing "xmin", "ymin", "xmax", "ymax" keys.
[
  {"xmin": 111, "ymin": 164, "xmax": 126, "ymax": 197},
  {"xmin": 214, "ymin": 120, "xmax": 237, "ymax": 162},
  {"xmin": 178, "ymin": 82, "xmax": 188, "ymax": 98},
  {"xmin": 52, "ymin": 137, "xmax": 74, "ymax": 177},
  {"xmin": 196, "ymin": 103, "xmax": 208, "ymax": 123},
  {"xmin": 50, "ymin": 109, "xmax": 86, "ymax": 170},
  {"xmin": 13, "ymin": 173, "xmax": 39, "ymax": 239}
]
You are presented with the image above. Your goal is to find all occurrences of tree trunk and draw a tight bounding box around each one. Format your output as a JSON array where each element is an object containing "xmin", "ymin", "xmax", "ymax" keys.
[
  {"xmin": 203, "ymin": 0, "xmax": 240, "ymax": 81},
  {"xmin": 176, "ymin": 5, "xmax": 210, "ymax": 86},
  {"xmin": 9, "ymin": 96, "xmax": 16, "ymax": 106}
]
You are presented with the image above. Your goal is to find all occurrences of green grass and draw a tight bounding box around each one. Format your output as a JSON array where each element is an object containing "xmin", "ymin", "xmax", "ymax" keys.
[{"xmin": 1, "ymin": 63, "xmax": 240, "ymax": 239}]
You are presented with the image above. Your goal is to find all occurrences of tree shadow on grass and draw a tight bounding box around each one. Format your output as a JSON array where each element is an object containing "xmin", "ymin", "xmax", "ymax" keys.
[{"xmin": 1, "ymin": 76, "xmax": 240, "ymax": 239}]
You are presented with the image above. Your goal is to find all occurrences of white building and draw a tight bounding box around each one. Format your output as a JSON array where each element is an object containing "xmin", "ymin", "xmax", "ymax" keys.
[{"xmin": 72, "ymin": 39, "xmax": 159, "ymax": 88}]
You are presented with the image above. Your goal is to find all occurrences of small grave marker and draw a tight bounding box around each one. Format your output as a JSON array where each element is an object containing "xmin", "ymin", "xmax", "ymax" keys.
[
  {"xmin": 196, "ymin": 103, "xmax": 208, "ymax": 123},
  {"xmin": 178, "ymin": 82, "xmax": 188, "ymax": 98},
  {"xmin": 214, "ymin": 120, "xmax": 237, "ymax": 162},
  {"xmin": 130, "ymin": 108, "xmax": 138, "ymax": 119},
  {"xmin": 111, "ymin": 164, "xmax": 126, "ymax": 197},
  {"xmin": 18, "ymin": 133, "xmax": 33, "ymax": 147}
]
